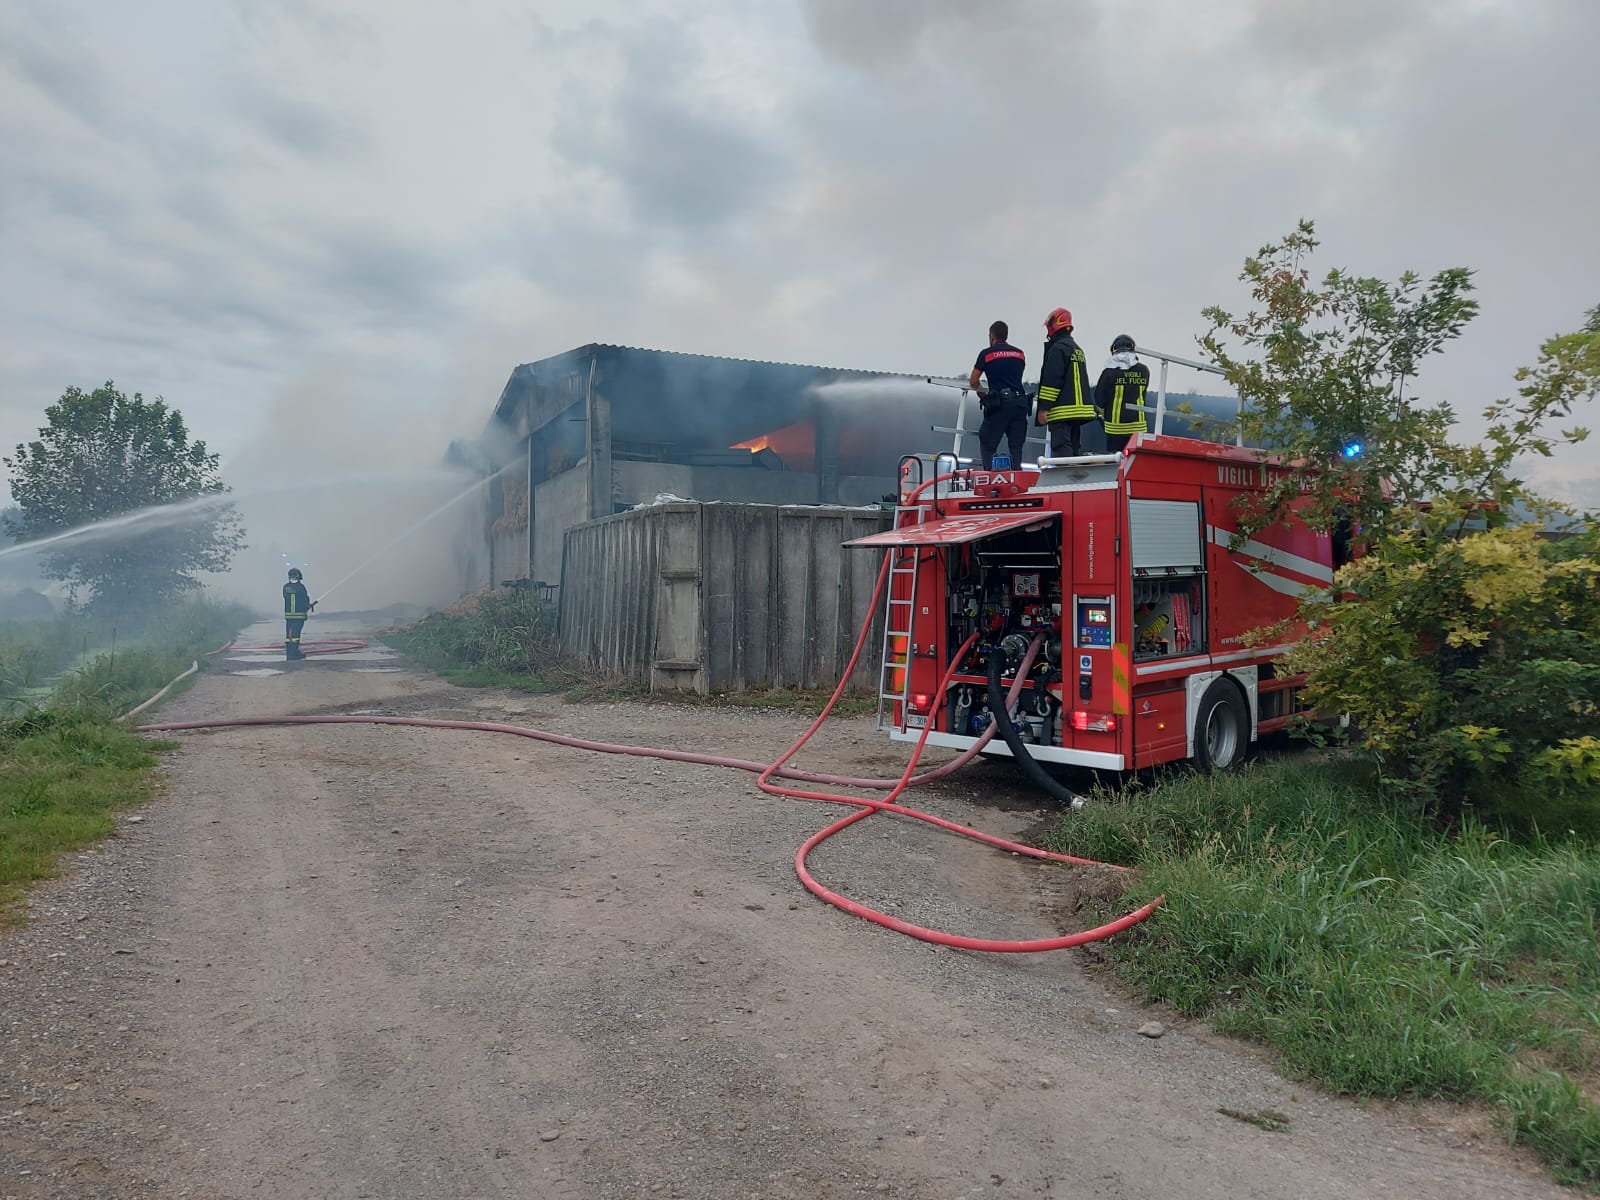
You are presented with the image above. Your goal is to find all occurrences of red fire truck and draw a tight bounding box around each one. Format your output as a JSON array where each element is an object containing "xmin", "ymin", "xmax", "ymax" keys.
[{"xmin": 846, "ymin": 432, "xmax": 1338, "ymax": 778}]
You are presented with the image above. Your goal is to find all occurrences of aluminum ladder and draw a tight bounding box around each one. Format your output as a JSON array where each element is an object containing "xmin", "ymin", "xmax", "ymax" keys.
[{"xmin": 874, "ymin": 506, "xmax": 926, "ymax": 732}]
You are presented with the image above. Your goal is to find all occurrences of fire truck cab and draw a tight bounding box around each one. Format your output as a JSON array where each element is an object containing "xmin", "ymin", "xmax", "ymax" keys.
[{"xmin": 846, "ymin": 434, "xmax": 1335, "ymax": 776}]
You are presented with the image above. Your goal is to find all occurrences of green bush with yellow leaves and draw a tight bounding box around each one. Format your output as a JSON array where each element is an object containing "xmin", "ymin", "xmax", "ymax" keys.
[{"xmin": 1205, "ymin": 222, "xmax": 1599, "ymax": 831}]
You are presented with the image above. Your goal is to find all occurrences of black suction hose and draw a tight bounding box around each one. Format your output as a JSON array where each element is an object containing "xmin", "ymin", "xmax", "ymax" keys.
[{"xmin": 986, "ymin": 645, "xmax": 1081, "ymax": 806}]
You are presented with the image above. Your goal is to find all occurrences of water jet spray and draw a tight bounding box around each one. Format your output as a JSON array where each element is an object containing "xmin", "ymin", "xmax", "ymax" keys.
[
  {"xmin": 312, "ymin": 475, "xmax": 493, "ymax": 607},
  {"xmin": 0, "ymin": 468, "xmax": 483, "ymax": 563}
]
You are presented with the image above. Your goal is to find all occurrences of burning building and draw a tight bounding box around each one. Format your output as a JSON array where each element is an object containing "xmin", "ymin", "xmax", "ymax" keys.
[
  {"xmin": 463, "ymin": 344, "xmax": 957, "ymax": 588},
  {"xmin": 443, "ymin": 342, "xmax": 1248, "ymax": 692}
]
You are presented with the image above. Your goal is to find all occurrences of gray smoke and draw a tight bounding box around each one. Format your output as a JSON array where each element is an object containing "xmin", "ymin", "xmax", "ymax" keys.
[{"xmin": 210, "ymin": 360, "xmax": 487, "ymax": 615}]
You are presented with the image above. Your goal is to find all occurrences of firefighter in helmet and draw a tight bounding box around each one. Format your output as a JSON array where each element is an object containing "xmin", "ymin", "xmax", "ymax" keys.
[
  {"xmin": 282, "ymin": 568, "xmax": 316, "ymax": 661},
  {"xmin": 1035, "ymin": 307, "xmax": 1096, "ymax": 457},
  {"xmin": 1095, "ymin": 333, "xmax": 1151, "ymax": 454}
]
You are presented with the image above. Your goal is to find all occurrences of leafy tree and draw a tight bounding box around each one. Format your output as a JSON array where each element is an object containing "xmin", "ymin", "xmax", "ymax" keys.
[
  {"xmin": 1200, "ymin": 219, "xmax": 1487, "ymax": 544},
  {"xmin": 3, "ymin": 383, "xmax": 245, "ymax": 614},
  {"xmin": 1203, "ymin": 224, "xmax": 1599, "ymax": 829}
]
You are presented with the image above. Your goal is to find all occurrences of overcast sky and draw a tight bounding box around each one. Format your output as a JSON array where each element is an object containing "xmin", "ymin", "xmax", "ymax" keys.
[{"xmin": 2, "ymin": 0, "xmax": 1597, "ymax": 509}]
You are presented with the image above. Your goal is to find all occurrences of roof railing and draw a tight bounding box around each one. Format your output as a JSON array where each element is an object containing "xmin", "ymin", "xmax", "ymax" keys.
[
  {"xmin": 1132, "ymin": 345, "xmax": 1238, "ymax": 446},
  {"xmin": 924, "ymin": 345, "xmax": 1240, "ymax": 462}
]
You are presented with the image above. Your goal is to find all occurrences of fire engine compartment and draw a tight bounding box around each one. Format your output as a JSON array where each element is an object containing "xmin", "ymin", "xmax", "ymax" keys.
[
  {"xmin": 874, "ymin": 485, "xmax": 1127, "ymax": 774},
  {"xmin": 892, "ymin": 486, "xmax": 1236, "ymax": 768},
  {"xmin": 937, "ymin": 524, "xmax": 1066, "ymax": 748}
]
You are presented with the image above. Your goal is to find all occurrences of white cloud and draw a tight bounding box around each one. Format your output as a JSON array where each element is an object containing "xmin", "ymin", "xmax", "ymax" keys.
[{"xmin": 1, "ymin": 0, "xmax": 1595, "ymax": 597}]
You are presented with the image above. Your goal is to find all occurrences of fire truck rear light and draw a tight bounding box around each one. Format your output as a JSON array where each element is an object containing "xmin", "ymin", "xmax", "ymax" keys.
[
  {"xmin": 909, "ymin": 692, "xmax": 934, "ymax": 715},
  {"xmin": 1070, "ymin": 710, "xmax": 1118, "ymax": 733}
]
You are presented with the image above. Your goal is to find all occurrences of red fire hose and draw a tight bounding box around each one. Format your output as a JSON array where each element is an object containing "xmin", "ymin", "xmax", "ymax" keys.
[
  {"xmin": 228, "ymin": 639, "xmax": 371, "ymax": 657},
  {"xmin": 138, "ymin": 565, "xmax": 1163, "ymax": 952}
]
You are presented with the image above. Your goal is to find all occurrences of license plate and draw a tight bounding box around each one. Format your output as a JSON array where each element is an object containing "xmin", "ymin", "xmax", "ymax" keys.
[{"xmin": 906, "ymin": 715, "xmax": 928, "ymax": 728}]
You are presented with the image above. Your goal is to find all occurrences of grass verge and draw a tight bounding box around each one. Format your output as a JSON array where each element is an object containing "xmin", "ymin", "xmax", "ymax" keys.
[
  {"xmin": 0, "ymin": 596, "xmax": 250, "ymax": 921},
  {"xmin": 3, "ymin": 598, "xmax": 251, "ymax": 717},
  {"xmin": 0, "ymin": 711, "xmax": 175, "ymax": 921},
  {"xmin": 51, "ymin": 599, "xmax": 253, "ymax": 718},
  {"xmin": 1044, "ymin": 760, "xmax": 1600, "ymax": 1188}
]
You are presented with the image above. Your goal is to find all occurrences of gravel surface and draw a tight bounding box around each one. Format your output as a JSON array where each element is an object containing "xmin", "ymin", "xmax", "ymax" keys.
[{"xmin": 0, "ymin": 618, "xmax": 1568, "ymax": 1198}]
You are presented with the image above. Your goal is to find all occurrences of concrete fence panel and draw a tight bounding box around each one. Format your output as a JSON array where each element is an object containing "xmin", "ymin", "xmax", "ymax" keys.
[{"xmin": 558, "ymin": 502, "xmax": 889, "ymax": 693}]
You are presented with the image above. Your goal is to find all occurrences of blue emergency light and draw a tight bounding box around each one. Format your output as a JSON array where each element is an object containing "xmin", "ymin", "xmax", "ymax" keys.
[{"xmin": 1341, "ymin": 441, "xmax": 1363, "ymax": 459}]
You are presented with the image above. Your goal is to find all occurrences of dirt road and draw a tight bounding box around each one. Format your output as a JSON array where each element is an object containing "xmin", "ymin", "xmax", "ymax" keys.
[{"xmin": 0, "ymin": 620, "xmax": 1566, "ymax": 1198}]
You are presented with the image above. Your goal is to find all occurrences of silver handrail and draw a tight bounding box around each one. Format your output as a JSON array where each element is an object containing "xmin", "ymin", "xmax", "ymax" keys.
[
  {"xmin": 1133, "ymin": 346, "xmax": 1237, "ymax": 446},
  {"xmin": 924, "ymin": 344, "xmax": 1241, "ymax": 455}
]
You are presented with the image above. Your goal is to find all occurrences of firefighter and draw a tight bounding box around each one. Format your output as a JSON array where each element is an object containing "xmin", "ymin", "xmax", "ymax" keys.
[
  {"xmin": 1035, "ymin": 307, "xmax": 1097, "ymax": 457},
  {"xmin": 282, "ymin": 568, "xmax": 315, "ymax": 661},
  {"xmin": 1095, "ymin": 333, "xmax": 1151, "ymax": 453},
  {"xmin": 968, "ymin": 320, "xmax": 1029, "ymax": 469}
]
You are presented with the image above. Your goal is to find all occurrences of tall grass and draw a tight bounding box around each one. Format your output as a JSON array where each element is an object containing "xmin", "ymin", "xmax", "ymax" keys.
[
  {"xmin": 49, "ymin": 598, "xmax": 253, "ymax": 717},
  {"xmin": 385, "ymin": 589, "xmax": 596, "ymax": 691},
  {"xmin": 1047, "ymin": 762, "xmax": 1600, "ymax": 1187},
  {"xmin": 0, "ymin": 611, "xmax": 92, "ymax": 706},
  {"xmin": 0, "ymin": 595, "xmax": 248, "ymax": 919},
  {"xmin": 2, "ymin": 598, "xmax": 252, "ymax": 716}
]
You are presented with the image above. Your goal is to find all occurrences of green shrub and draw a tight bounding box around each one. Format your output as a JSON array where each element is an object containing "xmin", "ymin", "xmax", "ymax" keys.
[
  {"xmin": 385, "ymin": 589, "xmax": 588, "ymax": 690},
  {"xmin": 1204, "ymin": 224, "xmax": 1600, "ymax": 832},
  {"xmin": 1, "ymin": 611, "xmax": 91, "ymax": 706},
  {"xmin": 1288, "ymin": 524, "xmax": 1600, "ymax": 831}
]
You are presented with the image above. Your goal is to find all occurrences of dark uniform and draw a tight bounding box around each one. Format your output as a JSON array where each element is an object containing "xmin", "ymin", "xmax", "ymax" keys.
[
  {"xmin": 1037, "ymin": 330, "xmax": 1096, "ymax": 457},
  {"xmin": 972, "ymin": 340, "xmax": 1029, "ymax": 469},
  {"xmin": 283, "ymin": 575, "xmax": 311, "ymax": 660},
  {"xmin": 1094, "ymin": 352, "xmax": 1151, "ymax": 454}
]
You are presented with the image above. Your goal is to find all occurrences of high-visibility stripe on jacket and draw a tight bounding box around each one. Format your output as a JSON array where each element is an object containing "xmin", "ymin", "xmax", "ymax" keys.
[
  {"xmin": 1038, "ymin": 332, "xmax": 1096, "ymax": 421},
  {"xmin": 1097, "ymin": 363, "xmax": 1151, "ymax": 435},
  {"xmin": 283, "ymin": 581, "xmax": 311, "ymax": 619}
]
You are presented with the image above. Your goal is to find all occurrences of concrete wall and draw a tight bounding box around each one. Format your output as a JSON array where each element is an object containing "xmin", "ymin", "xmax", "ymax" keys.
[
  {"xmin": 833, "ymin": 475, "xmax": 894, "ymax": 506},
  {"xmin": 558, "ymin": 501, "xmax": 890, "ymax": 693},
  {"xmin": 615, "ymin": 461, "xmax": 892, "ymax": 509},
  {"xmin": 489, "ymin": 526, "xmax": 527, "ymax": 586},
  {"xmin": 486, "ymin": 462, "xmax": 529, "ymax": 586},
  {"xmin": 531, "ymin": 467, "xmax": 590, "ymax": 585},
  {"xmin": 453, "ymin": 483, "xmax": 493, "ymax": 596},
  {"xmin": 614, "ymin": 462, "xmax": 695, "ymax": 506},
  {"xmin": 532, "ymin": 460, "xmax": 892, "ymax": 590},
  {"xmin": 474, "ymin": 437, "xmax": 897, "ymax": 599},
  {"xmin": 617, "ymin": 461, "xmax": 815, "ymax": 507}
]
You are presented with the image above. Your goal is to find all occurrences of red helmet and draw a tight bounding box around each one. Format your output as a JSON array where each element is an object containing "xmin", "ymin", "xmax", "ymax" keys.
[{"xmin": 1044, "ymin": 307, "xmax": 1073, "ymax": 336}]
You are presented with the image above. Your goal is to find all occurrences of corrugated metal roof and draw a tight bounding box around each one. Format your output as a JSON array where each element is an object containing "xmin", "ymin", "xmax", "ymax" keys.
[
  {"xmin": 544, "ymin": 342, "xmax": 925, "ymax": 380},
  {"xmin": 487, "ymin": 342, "xmax": 936, "ymax": 435}
]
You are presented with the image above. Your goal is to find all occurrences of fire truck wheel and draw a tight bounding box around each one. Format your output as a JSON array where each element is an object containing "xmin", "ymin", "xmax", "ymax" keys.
[{"xmin": 1194, "ymin": 678, "xmax": 1249, "ymax": 771}]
